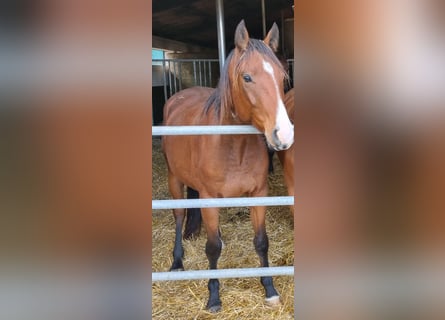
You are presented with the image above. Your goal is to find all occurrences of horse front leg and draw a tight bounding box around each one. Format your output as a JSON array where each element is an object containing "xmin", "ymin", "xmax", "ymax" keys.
[
  {"xmin": 201, "ymin": 207, "xmax": 223, "ymax": 312},
  {"xmin": 250, "ymin": 205, "xmax": 281, "ymax": 306}
]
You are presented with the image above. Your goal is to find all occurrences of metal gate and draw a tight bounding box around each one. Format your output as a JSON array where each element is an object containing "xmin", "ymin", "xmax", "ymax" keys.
[
  {"xmin": 152, "ymin": 58, "xmax": 294, "ymax": 104},
  {"xmin": 151, "ymin": 125, "xmax": 294, "ymax": 282},
  {"xmin": 152, "ymin": 58, "xmax": 220, "ymax": 103}
]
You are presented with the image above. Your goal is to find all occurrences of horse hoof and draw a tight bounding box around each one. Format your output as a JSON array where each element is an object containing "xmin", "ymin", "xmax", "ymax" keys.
[
  {"xmin": 169, "ymin": 263, "xmax": 184, "ymax": 272},
  {"xmin": 265, "ymin": 295, "xmax": 281, "ymax": 307},
  {"xmin": 207, "ymin": 305, "xmax": 222, "ymax": 313},
  {"xmin": 169, "ymin": 261, "xmax": 184, "ymax": 271}
]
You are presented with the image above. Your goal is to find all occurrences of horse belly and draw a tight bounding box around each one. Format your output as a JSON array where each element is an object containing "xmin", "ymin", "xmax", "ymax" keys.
[
  {"xmin": 184, "ymin": 142, "xmax": 269, "ymax": 198},
  {"xmin": 224, "ymin": 172, "xmax": 266, "ymax": 197},
  {"xmin": 206, "ymin": 145, "xmax": 269, "ymax": 197},
  {"xmin": 162, "ymin": 135, "xmax": 200, "ymax": 185}
]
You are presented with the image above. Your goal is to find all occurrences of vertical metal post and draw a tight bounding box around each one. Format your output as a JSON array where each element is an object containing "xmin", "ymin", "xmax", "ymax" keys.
[
  {"xmin": 199, "ymin": 61, "xmax": 202, "ymax": 86},
  {"xmin": 193, "ymin": 61, "xmax": 197, "ymax": 86},
  {"xmin": 173, "ymin": 61, "xmax": 177, "ymax": 93},
  {"xmin": 261, "ymin": 0, "xmax": 266, "ymax": 37},
  {"xmin": 281, "ymin": 10, "xmax": 285, "ymax": 54},
  {"xmin": 168, "ymin": 60, "xmax": 172, "ymax": 97},
  {"xmin": 162, "ymin": 59, "xmax": 168, "ymax": 103},
  {"xmin": 203, "ymin": 61, "xmax": 207, "ymax": 87},
  {"xmin": 216, "ymin": 0, "xmax": 226, "ymax": 73},
  {"xmin": 178, "ymin": 60, "xmax": 182, "ymax": 91},
  {"xmin": 208, "ymin": 61, "xmax": 212, "ymax": 86}
]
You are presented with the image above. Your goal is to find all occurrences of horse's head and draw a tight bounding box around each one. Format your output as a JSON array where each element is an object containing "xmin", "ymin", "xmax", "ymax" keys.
[{"xmin": 229, "ymin": 20, "xmax": 294, "ymax": 151}]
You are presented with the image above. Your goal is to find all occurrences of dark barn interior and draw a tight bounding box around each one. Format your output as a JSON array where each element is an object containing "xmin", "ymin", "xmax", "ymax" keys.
[
  {"xmin": 152, "ymin": 0, "xmax": 294, "ymax": 52},
  {"xmin": 152, "ymin": 0, "xmax": 294, "ymax": 125}
]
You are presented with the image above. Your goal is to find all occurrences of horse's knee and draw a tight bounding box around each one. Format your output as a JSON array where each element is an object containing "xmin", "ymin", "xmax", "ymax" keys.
[
  {"xmin": 206, "ymin": 237, "xmax": 222, "ymax": 255},
  {"xmin": 205, "ymin": 237, "xmax": 222, "ymax": 262},
  {"xmin": 253, "ymin": 232, "xmax": 269, "ymax": 255},
  {"xmin": 173, "ymin": 208, "xmax": 185, "ymax": 225}
]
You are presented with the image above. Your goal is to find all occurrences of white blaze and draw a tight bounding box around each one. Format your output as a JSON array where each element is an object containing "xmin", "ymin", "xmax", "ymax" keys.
[{"xmin": 263, "ymin": 60, "xmax": 294, "ymax": 147}]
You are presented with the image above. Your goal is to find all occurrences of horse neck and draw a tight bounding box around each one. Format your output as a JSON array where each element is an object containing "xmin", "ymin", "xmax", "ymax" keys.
[
  {"xmin": 217, "ymin": 52, "xmax": 251, "ymax": 126},
  {"xmin": 220, "ymin": 101, "xmax": 246, "ymax": 125},
  {"xmin": 219, "ymin": 81, "xmax": 250, "ymax": 125},
  {"xmin": 219, "ymin": 101, "xmax": 264, "ymax": 163}
]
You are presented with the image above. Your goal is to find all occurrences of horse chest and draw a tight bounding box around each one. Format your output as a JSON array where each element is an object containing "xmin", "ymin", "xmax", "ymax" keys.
[{"xmin": 196, "ymin": 138, "xmax": 268, "ymax": 196}]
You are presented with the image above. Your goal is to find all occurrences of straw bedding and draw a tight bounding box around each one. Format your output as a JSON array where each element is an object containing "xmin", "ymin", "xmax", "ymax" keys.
[{"xmin": 152, "ymin": 137, "xmax": 294, "ymax": 319}]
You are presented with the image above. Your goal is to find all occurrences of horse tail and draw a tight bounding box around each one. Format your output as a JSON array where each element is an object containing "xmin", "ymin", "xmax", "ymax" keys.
[
  {"xmin": 268, "ymin": 150, "xmax": 275, "ymax": 173},
  {"xmin": 183, "ymin": 187, "xmax": 202, "ymax": 240}
]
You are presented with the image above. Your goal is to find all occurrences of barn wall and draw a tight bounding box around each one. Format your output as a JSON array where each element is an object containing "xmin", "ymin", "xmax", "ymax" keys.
[
  {"xmin": 283, "ymin": 18, "xmax": 294, "ymax": 57},
  {"xmin": 152, "ymin": 36, "xmax": 219, "ymax": 125},
  {"xmin": 153, "ymin": 35, "xmax": 216, "ymax": 55},
  {"xmin": 153, "ymin": 36, "xmax": 218, "ymax": 90}
]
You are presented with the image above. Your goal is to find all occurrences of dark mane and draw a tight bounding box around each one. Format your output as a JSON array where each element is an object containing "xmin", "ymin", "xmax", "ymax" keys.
[
  {"xmin": 203, "ymin": 50, "xmax": 235, "ymax": 118},
  {"xmin": 204, "ymin": 39, "xmax": 288, "ymax": 119}
]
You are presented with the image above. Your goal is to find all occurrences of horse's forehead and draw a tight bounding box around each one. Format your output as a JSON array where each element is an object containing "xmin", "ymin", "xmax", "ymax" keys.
[
  {"xmin": 243, "ymin": 52, "xmax": 280, "ymax": 73},
  {"xmin": 240, "ymin": 51, "xmax": 260, "ymax": 65},
  {"xmin": 262, "ymin": 60, "xmax": 274, "ymax": 75}
]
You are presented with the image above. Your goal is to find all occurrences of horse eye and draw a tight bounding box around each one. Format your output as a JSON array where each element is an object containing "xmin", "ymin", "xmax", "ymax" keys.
[{"xmin": 242, "ymin": 74, "xmax": 252, "ymax": 83}]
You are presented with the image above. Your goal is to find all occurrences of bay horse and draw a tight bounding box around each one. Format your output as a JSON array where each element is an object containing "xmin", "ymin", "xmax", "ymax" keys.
[
  {"xmin": 183, "ymin": 58, "xmax": 292, "ymax": 240},
  {"xmin": 162, "ymin": 20, "xmax": 293, "ymax": 312},
  {"xmin": 185, "ymin": 89, "xmax": 295, "ymax": 239}
]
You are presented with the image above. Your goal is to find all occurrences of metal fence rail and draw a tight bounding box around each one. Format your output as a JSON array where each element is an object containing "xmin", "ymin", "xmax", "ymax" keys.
[
  {"xmin": 152, "ymin": 125, "xmax": 261, "ymax": 136},
  {"xmin": 153, "ymin": 196, "xmax": 293, "ymax": 210},
  {"xmin": 153, "ymin": 266, "xmax": 294, "ymax": 282}
]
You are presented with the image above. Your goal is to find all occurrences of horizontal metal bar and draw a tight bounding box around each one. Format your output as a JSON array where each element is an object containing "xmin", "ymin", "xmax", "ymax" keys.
[
  {"xmin": 152, "ymin": 196, "xmax": 293, "ymax": 210},
  {"xmin": 152, "ymin": 266, "xmax": 294, "ymax": 282},
  {"xmin": 152, "ymin": 125, "xmax": 261, "ymax": 136},
  {"xmin": 152, "ymin": 59, "xmax": 219, "ymax": 63}
]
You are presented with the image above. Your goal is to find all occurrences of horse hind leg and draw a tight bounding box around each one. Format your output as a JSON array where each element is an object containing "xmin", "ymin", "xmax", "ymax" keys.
[
  {"xmin": 168, "ymin": 174, "xmax": 186, "ymax": 271},
  {"xmin": 183, "ymin": 187, "xmax": 202, "ymax": 240}
]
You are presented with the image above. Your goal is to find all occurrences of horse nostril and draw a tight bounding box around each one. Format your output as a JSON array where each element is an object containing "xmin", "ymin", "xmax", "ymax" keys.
[{"xmin": 272, "ymin": 128, "xmax": 280, "ymax": 145}]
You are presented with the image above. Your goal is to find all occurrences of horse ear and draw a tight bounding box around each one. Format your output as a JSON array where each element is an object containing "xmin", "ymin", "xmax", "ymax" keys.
[
  {"xmin": 234, "ymin": 20, "xmax": 249, "ymax": 51},
  {"xmin": 264, "ymin": 22, "xmax": 279, "ymax": 52}
]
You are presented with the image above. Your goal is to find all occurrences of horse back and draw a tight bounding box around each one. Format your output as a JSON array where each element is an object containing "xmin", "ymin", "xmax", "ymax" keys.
[{"xmin": 163, "ymin": 87, "xmax": 215, "ymax": 126}]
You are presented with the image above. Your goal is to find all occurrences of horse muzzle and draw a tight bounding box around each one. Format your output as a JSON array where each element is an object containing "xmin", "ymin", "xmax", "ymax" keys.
[{"xmin": 269, "ymin": 125, "xmax": 294, "ymax": 151}]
